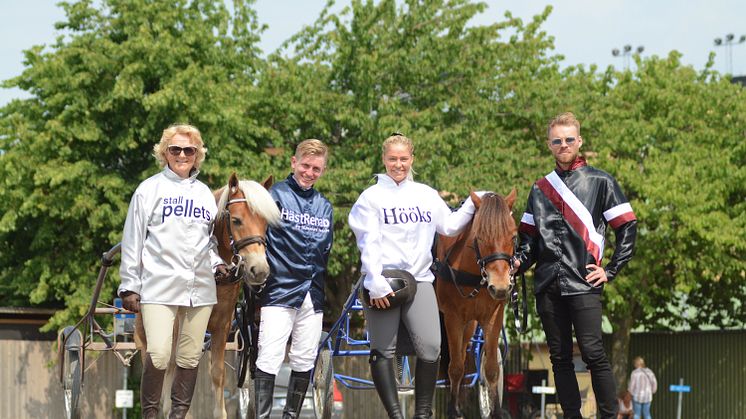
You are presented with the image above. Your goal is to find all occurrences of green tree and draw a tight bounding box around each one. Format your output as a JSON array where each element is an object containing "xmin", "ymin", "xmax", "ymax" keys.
[{"xmin": 0, "ymin": 0, "xmax": 266, "ymax": 329}]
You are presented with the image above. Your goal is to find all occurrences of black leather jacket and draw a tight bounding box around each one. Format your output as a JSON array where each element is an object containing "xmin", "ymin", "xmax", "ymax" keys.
[{"xmin": 517, "ymin": 158, "xmax": 637, "ymax": 296}]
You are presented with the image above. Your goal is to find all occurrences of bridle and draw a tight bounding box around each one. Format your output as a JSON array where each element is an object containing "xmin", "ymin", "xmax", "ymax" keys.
[
  {"xmin": 217, "ymin": 196, "xmax": 267, "ymax": 285},
  {"xmin": 470, "ymin": 235, "xmax": 528, "ymax": 334}
]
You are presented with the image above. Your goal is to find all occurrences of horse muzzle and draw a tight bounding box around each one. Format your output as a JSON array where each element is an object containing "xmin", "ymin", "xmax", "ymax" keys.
[{"xmin": 234, "ymin": 253, "xmax": 270, "ymax": 288}]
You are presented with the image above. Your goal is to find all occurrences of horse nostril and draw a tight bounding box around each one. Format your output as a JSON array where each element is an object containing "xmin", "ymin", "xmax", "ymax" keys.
[{"xmin": 488, "ymin": 285, "xmax": 508, "ymax": 301}]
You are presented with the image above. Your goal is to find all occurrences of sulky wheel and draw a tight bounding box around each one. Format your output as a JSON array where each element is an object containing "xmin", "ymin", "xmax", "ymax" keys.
[
  {"xmin": 60, "ymin": 326, "xmax": 83, "ymax": 419},
  {"xmin": 312, "ymin": 338, "xmax": 333, "ymax": 419}
]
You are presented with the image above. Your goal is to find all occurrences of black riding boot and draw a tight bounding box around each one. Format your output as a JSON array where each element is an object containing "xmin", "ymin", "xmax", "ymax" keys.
[
  {"xmin": 283, "ymin": 370, "xmax": 311, "ymax": 419},
  {"xmin": 370, "ymin": 350, "xmax": 404, "ymax": 419},
  {"xmin": 413, "ymin": 358, "xmax": 439, "ymax": 419},
  {"xmin": 141, "ymin": 354, "xmax": 166, "ymax": 419},
  {"xmin": 254, "ymin": 369, "xmax": 276, "ymax": 419}
]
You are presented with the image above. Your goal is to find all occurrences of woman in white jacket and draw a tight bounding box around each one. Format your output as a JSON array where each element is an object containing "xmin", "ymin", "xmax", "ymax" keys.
[
  {"xmin": 348, "ymin": 133, "xmax": 476, "ymax": 419},
  {"xmin": 118, "ymin": 124, "xmax": 224, "ymax": 419},
  {"xmin": 628, "ymin": 356, "xmax": 657, "ymax": 419}
]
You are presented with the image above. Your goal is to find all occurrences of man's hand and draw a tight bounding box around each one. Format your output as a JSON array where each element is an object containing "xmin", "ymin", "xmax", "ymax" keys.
[
  {"xmin": 214, "ymin": 264, "xmax": 229, "ymax": 282},
  {"xmin": 510, "ymin": 257, "xmax": 521, "ymax": 275},
  {"xmin": 585, "ymin": 264, "xmax": 608, "ymax": 287},
  {"xmin": 121, "ymin": 291, "xmax": 141, "ymax": 313}
]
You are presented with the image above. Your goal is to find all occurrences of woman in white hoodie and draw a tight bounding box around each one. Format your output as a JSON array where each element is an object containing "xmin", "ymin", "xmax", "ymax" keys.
[{"xmin": 348, "ymin": 133, "xmax": 476, "ymax": 419}]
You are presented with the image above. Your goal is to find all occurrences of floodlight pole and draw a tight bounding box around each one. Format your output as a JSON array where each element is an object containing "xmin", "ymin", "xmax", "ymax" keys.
[{"xmin": 714, "ymin": 34, "xmax": 746, "ymax": 75}]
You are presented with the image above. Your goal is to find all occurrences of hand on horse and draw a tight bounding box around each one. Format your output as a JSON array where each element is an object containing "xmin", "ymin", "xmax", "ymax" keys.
[
  {"xmin": 371, "ymin": 293, "xmax": 395, "ymax": 309},
  {"xmin": 585, "ymin": 264, "xmax": 608, "ymax": 287},
  {"xmin": 214, "ymin": 264, "xmax": 229, "ymax": 282},
  {"xmin": 510, "ymin": 257, "xmax": 521, "ymax": 275},
  {"xmin": 121, "ymin": 291, "xmax": 141, "ymax": 313}
]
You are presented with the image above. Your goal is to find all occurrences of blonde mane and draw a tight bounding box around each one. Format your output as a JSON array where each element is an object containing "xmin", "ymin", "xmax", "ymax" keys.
[{"xmin": 216, "ymin": 180, "xmax": 281, "ymax": 226}]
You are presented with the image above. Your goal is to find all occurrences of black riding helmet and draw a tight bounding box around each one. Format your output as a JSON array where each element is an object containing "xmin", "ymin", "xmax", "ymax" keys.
[{"xmin": 359, "ymin": 269, "xmax": 418, "ymax": 310}]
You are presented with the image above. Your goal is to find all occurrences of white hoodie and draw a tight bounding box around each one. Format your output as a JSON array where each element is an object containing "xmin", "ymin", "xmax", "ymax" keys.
[
  {"xmin": 118, "ymin": 167, "xmax": 222, "ymax": 306},
  {"xmin": 348, "ymin": 174, "xmax": 476, "ymax": 299}
]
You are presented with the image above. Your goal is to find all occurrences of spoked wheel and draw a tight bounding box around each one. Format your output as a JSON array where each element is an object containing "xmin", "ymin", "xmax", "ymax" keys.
[
  {"xmin": 312, "ymin": 340, "xmax": 333, "ymax": 419},
  {"xmin": 477, "ymin": 345, "xmax": 504, "ymax": 419},
  {"xmin": 60, "ymin": 327, "xmax": 83, "ymax": 419}
]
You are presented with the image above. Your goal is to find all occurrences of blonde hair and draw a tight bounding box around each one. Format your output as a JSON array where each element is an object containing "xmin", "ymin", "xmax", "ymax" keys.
[
  {"xmin": 633, "ymin": 356, "xmax": 646, "ymax": 368},
  {"xmin": 547, "ymin": 112, "xmax": 581, "ymax": 138},
  {"xmin": 153, "ymin": 124, "xmax": 207, "ymax": 169},
  {"xmin": 381, "ymin": 132, "xmax": 415, "ymax": 181},
  {"xmin": 295, "ymin": 139, "xmax": 328, "ymax": 162}
]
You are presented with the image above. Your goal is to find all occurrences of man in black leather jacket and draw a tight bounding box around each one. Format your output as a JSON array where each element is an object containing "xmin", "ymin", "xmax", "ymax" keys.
[{"xmin": 514, "ymin": 112, "xmax": 637, "ymax": 419}]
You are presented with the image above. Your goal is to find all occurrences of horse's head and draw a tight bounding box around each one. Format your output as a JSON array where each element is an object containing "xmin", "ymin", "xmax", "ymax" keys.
[
  {"xmin": 470, "ymin": 189, "xmax": 518, "ymax": 301},
  {"xmin": 214, "ymin": 172, "xmax": 281, "ymax": 288}
]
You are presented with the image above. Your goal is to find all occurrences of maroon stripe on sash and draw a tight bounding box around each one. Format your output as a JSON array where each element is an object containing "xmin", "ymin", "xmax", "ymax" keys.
[
  {"xmin": 608, "ymin": 211, "xmax": 636, "ymax": 229},
  {"xmin": 536, "ymin": 177, "xmax": 602, "ymax": 263}
]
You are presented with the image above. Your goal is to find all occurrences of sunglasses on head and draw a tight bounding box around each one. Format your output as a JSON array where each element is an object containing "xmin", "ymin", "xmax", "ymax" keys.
[
  {"xmin": 550, "ymin": 137, "xmax": 577, "ymax": 146},
  {"xmin": 167, "ymin": 145, "xmax": 197, "ymax": 156}
]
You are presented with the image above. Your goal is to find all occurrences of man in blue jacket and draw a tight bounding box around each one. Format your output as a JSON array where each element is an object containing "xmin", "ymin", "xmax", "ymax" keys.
[{"xmin": 254, "ymin": 139, "xmax": 334, "ymax": 419}]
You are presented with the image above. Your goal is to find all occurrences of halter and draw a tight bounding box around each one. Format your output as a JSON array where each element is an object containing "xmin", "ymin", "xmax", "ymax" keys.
[
  {"xmin": 471, "ymin": 235, "xmax": 528, "ymax": 334},
  {"xmin": 218, "ymin": 197, "xmax": 267, "ymax": 286}
]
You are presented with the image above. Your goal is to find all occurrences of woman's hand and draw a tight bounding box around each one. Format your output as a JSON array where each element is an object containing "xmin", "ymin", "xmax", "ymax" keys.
[
  {"xmin": 371, "ymin": 292, "xmax": 395, "ymax": 309},
  {"xmin": 121, "ymin": 291, "xmax": 141, "ymax": 313}
]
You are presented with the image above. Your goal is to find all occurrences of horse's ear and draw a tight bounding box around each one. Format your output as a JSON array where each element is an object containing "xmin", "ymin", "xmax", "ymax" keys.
[
  {"xmin": 261, "ymin": 175, "xmax": 273, "ymax": 190},
  {"xmin": 469, "ymin": 190, "xmax": 482, "ymax": 209},
  {"xmin": 505, "ymin": 188, "xmax": 517, "ymax": 209},
  {"xmin": 229, "ymin": 172, "xmax": 239, "ymax": 193}
]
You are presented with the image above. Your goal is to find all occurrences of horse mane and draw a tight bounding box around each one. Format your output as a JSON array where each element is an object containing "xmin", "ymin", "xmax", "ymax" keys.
[
  {"xmin": 216, "ymin": 180, "xmax": 281, "ymax": 227},
  {"xmin": 469, "ymin": 192, "xmax": 513, "ymax": 243}
]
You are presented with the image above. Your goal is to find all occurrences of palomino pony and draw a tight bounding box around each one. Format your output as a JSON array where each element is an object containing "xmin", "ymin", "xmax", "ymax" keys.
[
  {"xmin": 435, "ymin": 190, "xmax": 517, "ymax": 419},
  {"xmin": 134, "ymin": 172, "xmax": 281, "ymax": 419}
]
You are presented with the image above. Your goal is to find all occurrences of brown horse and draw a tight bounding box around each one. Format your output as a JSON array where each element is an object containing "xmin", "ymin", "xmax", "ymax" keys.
[
  {"xmin": 435, "ymin": 190, "xmax": 517, "ymax": 419},
  {"xmin": 135, "ymin": 172, "xmax": 280, "ymax": 419}
]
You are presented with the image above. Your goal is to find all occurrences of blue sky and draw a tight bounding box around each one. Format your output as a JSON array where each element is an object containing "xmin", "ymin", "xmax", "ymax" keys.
[{"xmin": 2, "ymin": 0, "xmax": 744, "ymax": 106}]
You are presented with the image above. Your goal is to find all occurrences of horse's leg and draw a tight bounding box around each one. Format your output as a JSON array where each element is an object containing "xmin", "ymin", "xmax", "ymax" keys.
[
  {"xmin": 210, "ymin": 320, "xmax": 231, "ymax": 419},
  {"xmin": 480, "ymin": 306, "xmax": 506, "ymax": 419},
  {"xmin": 443, "ymin": 313, "xmax": 469, "ymax": 419}
]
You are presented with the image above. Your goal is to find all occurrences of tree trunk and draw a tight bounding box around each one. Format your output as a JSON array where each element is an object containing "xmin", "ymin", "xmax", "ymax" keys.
[{"xmin": 610, "ymin": 311, "xmax": 634, "ymax": 392}]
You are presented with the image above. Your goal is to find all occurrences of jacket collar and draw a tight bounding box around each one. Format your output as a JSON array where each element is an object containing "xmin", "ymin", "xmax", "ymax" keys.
[
  {"xmin": 555, "ymin": 156, "xmax": 587, "ymax": 174},
  {"xmin": 287, "ymin": 173, "xmax": 315, "ymax": 198},
  {"xmin": 376, "ymin": 173, "xmax": 409, "ymax": 188},
  {"xmin": 163, "ymin": 165, "xmax": 199, "ymax": 183}
]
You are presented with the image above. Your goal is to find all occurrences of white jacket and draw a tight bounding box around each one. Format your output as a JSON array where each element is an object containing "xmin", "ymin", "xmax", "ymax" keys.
[
  {"xmin": 348, "ymin": 174, "xmax": 476, "ymax": 299},
  {"xmin": 118, "ymin": 167, "xmax": 221, "ymax": 307}
]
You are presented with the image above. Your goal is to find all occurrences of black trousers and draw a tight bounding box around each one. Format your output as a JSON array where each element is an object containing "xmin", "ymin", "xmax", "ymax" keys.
[{"xmin": 536, "ymin": 281, "xmax": 617, "ymax": 419}]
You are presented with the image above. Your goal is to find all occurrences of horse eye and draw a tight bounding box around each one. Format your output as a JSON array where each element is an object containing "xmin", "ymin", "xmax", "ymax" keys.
[{"xmin": 232, "ymin": 217, "xmax": 242, "ymax": 226}]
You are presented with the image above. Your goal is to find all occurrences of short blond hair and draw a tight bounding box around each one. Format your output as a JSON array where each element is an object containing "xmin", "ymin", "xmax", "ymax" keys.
[
  {"xmin": 153, "ymin": 124, "xmax": 207, "ymax": 169},
  {"xmin": 295, "ymin": 139, "xmax": 328, "ymax": 163},
  {"xmin": 547, "ymin": 112, "xmax": 581, "ymax": 138}
]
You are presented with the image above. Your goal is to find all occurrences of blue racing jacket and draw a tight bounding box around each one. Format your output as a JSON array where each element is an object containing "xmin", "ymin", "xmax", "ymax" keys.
[{"xmin": 261, "ymin": 174, "xmax": 333, "ymax": 312}]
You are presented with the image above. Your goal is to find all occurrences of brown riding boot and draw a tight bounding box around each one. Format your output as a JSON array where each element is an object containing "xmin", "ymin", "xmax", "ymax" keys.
[
  {"xmin": 168, "ymin": 365, "xmax": 199, "ymax": 419},
  {"xmin": 141, "ymin": 354, "xmax": 166, "ymax": 419}
]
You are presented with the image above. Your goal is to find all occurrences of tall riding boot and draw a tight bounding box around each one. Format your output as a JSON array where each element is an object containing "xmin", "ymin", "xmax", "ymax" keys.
[
  {"xmin": 141, "ymin": 354, "xmax": 166, "ymax": 419},
  {"xmin": 413, "ymin": 358, "xmax": 439, "ymax": 419},
  {"xmin": 168, "ymin": 365, "xmax": 199, "ymax": 419},
  {"xmin": 283, "ymin": 370, "xmax": 311, "ymax": 419},
  {"xmin": 254, "ymin": 369, "xmax": 276, "ymax": 419},
  {"xmin": 370, "ymin": 350, "xmax": 404, "ymax": 419}
]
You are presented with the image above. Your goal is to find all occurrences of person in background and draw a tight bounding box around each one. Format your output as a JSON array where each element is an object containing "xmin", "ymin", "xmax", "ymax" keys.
[
  {"xmin": 253, "ymin": 139, "xmax": 333, "ymax": 419},
  {"xmin": 348, "ymin": 133, "xmax": 477, "ymax": 419},
  {"xmin": 513, "ymin": 112, "xmax": 638, "ymax": 419},
  {"xmin": 628, "ymin": 356, "xmax": 657, "ymax": 419},
  {"xmin": 118, "ymin": 124, "xmax": 225, "ymax": 419},
  {"xmin": 617, "ymin": 390, "xmax": 633, "ymax": 419}
]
